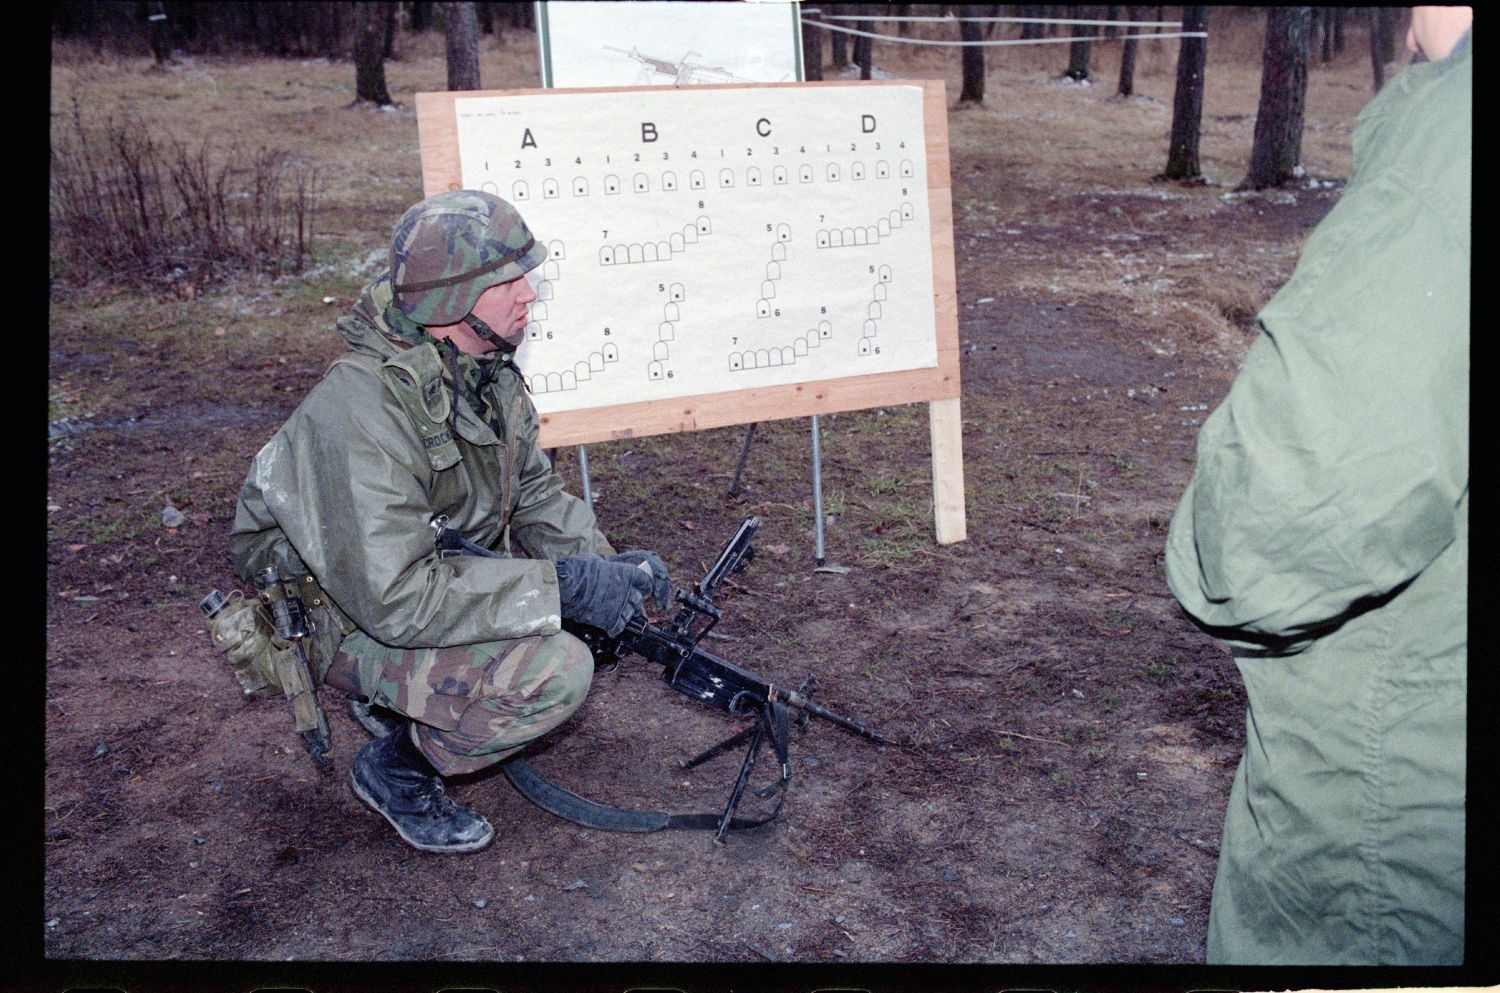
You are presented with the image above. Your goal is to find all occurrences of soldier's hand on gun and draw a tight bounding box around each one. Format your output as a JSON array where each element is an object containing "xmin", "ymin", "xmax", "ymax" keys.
[
  {"xmin": 555, "ymin": 555, "xmax": 659, "ymax": 636},
  {"xmin": 608, "ymin": 550, "xmax": 671, "ymax": 610}
]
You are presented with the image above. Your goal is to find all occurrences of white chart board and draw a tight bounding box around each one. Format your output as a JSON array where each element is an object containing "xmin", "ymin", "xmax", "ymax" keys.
[
  {"xmin": 418, "ymin": 81, "xmax": 958, "ymax": 440},
  {"xmin": 538, "ymin": 0, "xmax": 803, "ymax": 88}
]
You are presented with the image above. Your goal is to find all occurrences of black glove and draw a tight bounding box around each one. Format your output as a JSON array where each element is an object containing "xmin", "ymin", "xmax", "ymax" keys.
[
  {"xmin": 608, "ymin": 550, "xmax": 671, "ymax": 611},
  {"xmin": 554, "ymin": 555, "xmax": 655, "ymax": 637}
]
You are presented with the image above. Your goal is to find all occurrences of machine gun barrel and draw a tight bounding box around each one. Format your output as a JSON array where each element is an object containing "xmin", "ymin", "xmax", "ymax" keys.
[{"xmin": 771, "ymin": 684, "xmax": 892, "ymax": 746}]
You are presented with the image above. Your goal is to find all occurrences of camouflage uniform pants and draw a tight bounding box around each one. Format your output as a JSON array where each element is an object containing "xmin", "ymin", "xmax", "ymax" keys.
[{"xmin": 324, "ymin": 628, "xmax": 594, "ymax": 777}]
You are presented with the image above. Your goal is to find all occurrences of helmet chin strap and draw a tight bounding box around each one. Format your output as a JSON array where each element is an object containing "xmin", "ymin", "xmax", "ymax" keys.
[{"xmin": 464, "ymin": 314, "xmax": 518, "ymax": 355}]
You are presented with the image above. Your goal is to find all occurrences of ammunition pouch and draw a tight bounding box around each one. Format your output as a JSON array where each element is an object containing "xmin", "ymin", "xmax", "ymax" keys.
[
  {"xmin": 285, "ymin": 572, "xmax": 359, "ymax": 675},
  {"xmin": 275, "ymin": 647, "xmax": 323, "ymax": 736}
]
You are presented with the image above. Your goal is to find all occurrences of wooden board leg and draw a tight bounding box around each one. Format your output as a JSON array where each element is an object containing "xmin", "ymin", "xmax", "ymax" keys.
[{"xmin": 928, "ymin": 397, "xmax": 967, "ymax": 545}]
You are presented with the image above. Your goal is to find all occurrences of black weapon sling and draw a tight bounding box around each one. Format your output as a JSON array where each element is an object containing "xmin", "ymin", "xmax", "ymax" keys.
[{"xmin": 502, "ymin": 696, "xmax": 792, "ymax": 835}]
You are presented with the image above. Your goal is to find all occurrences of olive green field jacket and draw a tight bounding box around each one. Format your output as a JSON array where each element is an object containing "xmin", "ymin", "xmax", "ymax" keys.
[
  {"xmin": 229, "ymin": 278, "xmax": 612, "ymax": 652},
  {"xmin": 1164, "ymin": 36, "xmax": 1469, "ymax": 964}
]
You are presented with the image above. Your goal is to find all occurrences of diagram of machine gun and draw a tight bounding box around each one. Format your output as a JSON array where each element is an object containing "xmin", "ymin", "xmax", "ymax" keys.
[{"xmin": 602, "ymin": 46, "xmax": 755, "ymax": 86}]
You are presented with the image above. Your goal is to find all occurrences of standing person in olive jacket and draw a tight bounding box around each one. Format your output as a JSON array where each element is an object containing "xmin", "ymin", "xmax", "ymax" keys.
[
  {"xmin": 1165, "ymin": 8, "xmax": 1470, "ymax": 964},
  {"xmin": 229, "ymin": 191, "xmax": 671, "ymax": 854}
]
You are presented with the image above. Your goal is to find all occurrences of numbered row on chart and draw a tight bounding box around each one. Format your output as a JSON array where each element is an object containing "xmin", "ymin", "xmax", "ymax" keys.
[
  {"xmin": 525, "ymin": 344, "xmax": 621, "ymax": 395},
  {"xmin": 492, "ymin": 159, "xmax": 918, "ymax": 201},
  {"xmin": 728, "ymin": 325, "xmax": 835, "ymax": 372},
  {"xmin": 816, "ymin": 210, "xmax": 914, "ymax": 249},
  {"xmin": 598, "ymin": 219, "xmax": 711, "ymax": 266}
]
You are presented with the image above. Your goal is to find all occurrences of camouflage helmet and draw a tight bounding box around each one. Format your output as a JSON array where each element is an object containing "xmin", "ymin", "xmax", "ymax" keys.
[{"xmin": 389, "ymin": 190, "xmax": 546, "ymax": 327}]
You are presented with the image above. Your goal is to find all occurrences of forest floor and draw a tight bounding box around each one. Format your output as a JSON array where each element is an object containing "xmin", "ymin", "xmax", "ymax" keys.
[{"xmin": 43, "ymin": 14, "xmax": 1396, "ymax": 992}]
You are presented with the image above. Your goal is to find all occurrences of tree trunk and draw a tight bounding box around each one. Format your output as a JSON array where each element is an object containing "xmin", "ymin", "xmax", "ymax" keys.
[
  {"xmin": 1243, "ymin": 7, "xmax": 1311, "ymax": 190},
  {"xmin": 143, "ymin": 1, "xmax": 171, "ymax": 65},
  {"xmin": 1065, "ymin": 38, "xmax": 1092, "ymax": 81},
  {"xmin": 444, "ymin": 2, "xmax": 480, "ymax": 90},
  {"xmin": 959, "ymin": 5, "xmax": 985, "ymax": 104},
  {"xmin": 802, "ymin": 7, "xmax": 823, "ymax": 81},
  {"xmin": 1117, "ymin": 5, "xmax": 1140, "ymax": 96},
  {"xmin": 1369, "ymin": 7, "xmax": 1397, "ymax": 91},
  {"xmin": 409, "ymin": 1, "xmax": 434, "ymax": 33},
  {"xmin": 381, "ymin": 0, "xmax": 397, "ymax": 60},
  {"xmin": 354, "ymin": 2, "xmax": 394, "ymax": 106},
  {"xmin": 1368, "ymin": 11, "xmax": 1385, "ymax": 92},
  {"xmin": 1377, "ymin": 7, "xmax": 1398, "ymax": 65},
  {"xmin": 831, "ymin": 16, "xmax": 848, "ymax": 68},
  {"xmin": 1333, "ymin": 8, "xmax": 1345, "ymax": 55},
  {"xmin": 1020, "ymin": 5, "xmax": 1043, "ymax": 40},
  {"xmin": 476, "ymin": 2, "xmax": 494, "ymax": 39},
  {"xmin": 1320, "ymin": 7, "xmax": 1333, "ymax": 63},
  {"xmin": 854, "ymin": 7, "xmax": 873, "ymax": 80},
  {"xmin": 1064, "ymin": 5, "xmax": 1095, "ymax": 81},
  {"xmin": 1161, "ymin": 6, "xmax": 1209, "ymax": 181}
]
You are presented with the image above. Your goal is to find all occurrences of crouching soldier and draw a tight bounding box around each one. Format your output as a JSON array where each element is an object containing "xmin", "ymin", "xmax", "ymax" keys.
[{"xmin": 227, "ymin": 190, "xmax": 671, "ymax": 853}]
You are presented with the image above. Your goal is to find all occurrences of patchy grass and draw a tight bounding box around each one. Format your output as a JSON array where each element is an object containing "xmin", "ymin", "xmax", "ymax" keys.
[{"xmin": 49, "ymin": 496, "xmax": 160, "ymax": 548}]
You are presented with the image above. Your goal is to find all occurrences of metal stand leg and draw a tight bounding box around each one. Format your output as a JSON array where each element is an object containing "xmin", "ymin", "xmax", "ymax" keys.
[
  {"xmin": 727, "ymin": 423, "xmax": 758, "ymax": 497},
  {"xmin": 811, "ymin": 414, "xmax": 826, "ymax": 566},
  {"xmin": 726, "ymin": 417, "xmax": 832, "ymax": 569},
  {"xmin": 577, "ymin": 444, "xmax": 593, "ymax": 510}
]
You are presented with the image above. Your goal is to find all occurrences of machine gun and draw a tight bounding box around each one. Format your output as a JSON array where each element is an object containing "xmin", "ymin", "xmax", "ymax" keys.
[
  {"xmin": 571, "ymin": 515, "xmax": 890, "ymax": 839},
  {"xmin": 432, "ymin": 514, "xmax": 889, "ymax": 841},
  {"xmin": 571, "ymin": 515, "xmax": 888, "ymax": 740}
]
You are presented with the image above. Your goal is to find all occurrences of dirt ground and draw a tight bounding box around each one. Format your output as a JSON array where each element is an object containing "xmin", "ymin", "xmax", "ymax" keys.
[{"xmin": 41, "ymin": 14, "xmax": 1435, "ymax": 993}]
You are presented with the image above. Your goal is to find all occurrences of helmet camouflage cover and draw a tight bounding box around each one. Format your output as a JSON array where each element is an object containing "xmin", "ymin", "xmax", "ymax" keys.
[{"xmin": 390, "ymin": 190, "xmax": 546, "ymax": 327}]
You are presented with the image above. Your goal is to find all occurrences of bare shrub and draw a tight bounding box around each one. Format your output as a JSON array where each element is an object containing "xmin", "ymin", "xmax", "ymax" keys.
[{"xmin": 49, "ymin": 100, "xmax": 318, "ymax": 296}]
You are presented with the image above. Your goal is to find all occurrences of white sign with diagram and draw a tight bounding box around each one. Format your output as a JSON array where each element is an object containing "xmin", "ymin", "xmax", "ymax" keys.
[
  {"xmin": 452, "ymin": 84, "xmax": 939, "ymax": 415},
  {"xmin": 537, "ymin": 0, "xmax": 803, "ymax": 88}
]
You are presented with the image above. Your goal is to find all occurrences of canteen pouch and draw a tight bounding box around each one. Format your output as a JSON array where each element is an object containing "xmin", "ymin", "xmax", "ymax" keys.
[{"xmin": 205, "ymin": 590, "xmax": 285, "ymax": 698}]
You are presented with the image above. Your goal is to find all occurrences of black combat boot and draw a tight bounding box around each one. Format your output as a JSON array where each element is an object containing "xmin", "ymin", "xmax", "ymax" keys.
[{"xmin": 350, "ymin": 725, "xmax": 494, "ymax": 854}]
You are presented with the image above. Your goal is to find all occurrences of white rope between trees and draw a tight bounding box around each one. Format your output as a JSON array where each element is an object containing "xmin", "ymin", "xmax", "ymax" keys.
[
  {"xmin": 804, "ymin": 19, "xmax": 1207, "ymax": 47},
  {"xmin": 815, "ymin": 14, "xmax": 1185, "ymax": 28}
]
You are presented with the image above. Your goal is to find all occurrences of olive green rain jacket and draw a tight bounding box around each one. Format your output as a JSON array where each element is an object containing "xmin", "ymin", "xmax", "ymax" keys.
[
  {"xmin": 1164, "ymin": 38, "xmax": 1470, "ymax": 965},
  {"xmin": 229, "ymin": 274, "xmax": 613, "ymax": 655}
]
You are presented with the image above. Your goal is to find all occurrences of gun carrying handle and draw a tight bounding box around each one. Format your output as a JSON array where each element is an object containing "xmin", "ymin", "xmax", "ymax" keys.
[{"xmin": 697, "ymin": 515, "xmax": 760, "ymax": 597}]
